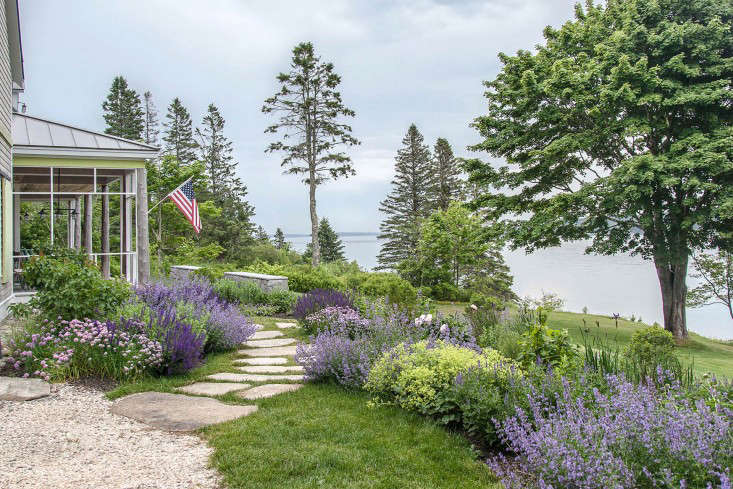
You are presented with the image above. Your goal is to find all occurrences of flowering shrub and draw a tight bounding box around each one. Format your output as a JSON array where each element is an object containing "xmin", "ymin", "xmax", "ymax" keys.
[
  {"xmin": 365, "ymin": 340, "xmax": 516, "ymax": 417},
  {"xmin": 295, "ymin": 303, "xmax": 478, "ymax": 388},
  {"xmin": 489, "ymin": 372, "xmax": 733, "ymax": 489},
  {"xmin": 293, "ymin": 288, "xmax": 354, "ymax": 322},
  {"xmin": 132, "ymin": 278, "xmax": 256, "ymax": 352},
  {"xmin": 302, "ymin": 306, "xmax": 369, "ymax": 336},
  {"xmin": 6, "ymin": 318, "xmax": 163, "ymax": 381}
]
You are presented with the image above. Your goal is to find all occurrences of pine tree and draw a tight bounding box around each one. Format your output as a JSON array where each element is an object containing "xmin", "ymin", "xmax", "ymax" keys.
[
  {"xmin": 255, "ymin": 225, "xmax": 270, "ymax": 243},
  {"xmin": 143, "ymin": 91, "xmax": 159, "ymax": 146},
  {"xmin": 274, "ymin": 228, "xmax": 287, "ymax": 250},
  {"xmin": 163, "ymin": 97, "xmax": 198, "ymax": 165},
  {"xmin": 263, "ymin": 42, "xmax": 360, "ymax": 267},
  {"xmin": 195, "ymin": 103, "xmax": 255, "ymax": 255},
  {"xmin": 377, "ymin": 124, "xmax": 434, "ymax": 270},
  {"xmin": 102, "ymin": 76, "xmax": 144, "ymax": 140},
  {"xmin": 304, "ymin": 218, "xmax": 345, "ymax": 262},
  {"xmin": 433, "ymin": 138, "xmax": 461, "ymax": 210}
]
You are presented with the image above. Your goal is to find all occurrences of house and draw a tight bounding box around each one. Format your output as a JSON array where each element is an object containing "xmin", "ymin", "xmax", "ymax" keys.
[{"xmin": 0, "ymin": 1, "xmax": 156, "ymax": 320}]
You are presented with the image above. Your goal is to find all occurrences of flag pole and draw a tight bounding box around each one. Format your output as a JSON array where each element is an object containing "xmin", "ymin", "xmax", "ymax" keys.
[{"xmin": 147, "ymin": 176, "xmax": 193, "ymax": 214}]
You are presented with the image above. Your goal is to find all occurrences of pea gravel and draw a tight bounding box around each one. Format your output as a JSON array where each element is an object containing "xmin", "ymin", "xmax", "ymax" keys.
[{"xmin": 0, "ymin": 383, "xmax": 221, "ymax": 489}]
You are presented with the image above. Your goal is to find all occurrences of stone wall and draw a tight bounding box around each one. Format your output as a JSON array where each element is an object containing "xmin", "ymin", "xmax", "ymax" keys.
[
  {"xmin": 169, "ymin": 265, "xmax": 201, "ymax": 282},
  {"xmin": 223, "ymin": 272, "xmax": 288, "ymax": 293}
]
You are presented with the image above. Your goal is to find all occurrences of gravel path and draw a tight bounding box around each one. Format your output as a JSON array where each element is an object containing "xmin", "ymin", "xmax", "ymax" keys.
[{"xmin": 0, "ymin": 383, "xmax": 221, "ymax": 489}]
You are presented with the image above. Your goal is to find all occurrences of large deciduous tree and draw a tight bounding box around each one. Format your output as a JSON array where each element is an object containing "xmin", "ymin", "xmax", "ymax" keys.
[
  {"xmin": 465, "ymin": 0, "xmax": 733, "ymax": 339},
  {"xmin": 163, "ymin": 97, "xmax": 198, "ymax": 166},
  {"xmin": 432, "ymin": 138, "xmax": 462, "ymax": 211},
  {"xmin": 262, "ymin": 42, "xmax": 359, "ymax": 267},
  {"xmin": 102, "ymin": 76, "xmax": 144, "ymax": 141},
  {"xmin": 377, "ymin": 124, "xmax": 435, "ymax": 270}
]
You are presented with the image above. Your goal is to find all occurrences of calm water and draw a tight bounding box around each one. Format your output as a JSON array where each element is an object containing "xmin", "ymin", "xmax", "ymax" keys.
[{"xmin": 285, "ymin": 234, "xmax": 733, "ymax": 340}]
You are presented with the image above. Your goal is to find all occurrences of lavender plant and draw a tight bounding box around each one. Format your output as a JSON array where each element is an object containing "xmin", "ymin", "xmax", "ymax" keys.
[
  {"xmin": 488, "ymin": 372, "xmax": 733, "ymax": 489},
  {"xmin": 302, "ymin": 306, "xmax": 369, "ymax": 337},
  {"xmin": 293, "ymin": 288, "xmax": 354, "ymax": 322}
]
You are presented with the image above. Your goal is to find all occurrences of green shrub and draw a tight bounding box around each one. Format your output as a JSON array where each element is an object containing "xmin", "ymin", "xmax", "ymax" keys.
[
  {"xmin": 212, "ymin": 279, "xmax": 297, "ymax": 314},
  {"xmin": 244, "ymin": 262, "xmax": 345, "ymax": 292},
  {"xmin": 358, "ymin": 273, "xmax": 417, "ymax": 305},
  {"xmin": 431, "ymin": 282, "xmax": 471, "ymax": 302},
  {"xmin": 366, "ymin": 340, "xmax": 517, "ymax": 417},
  {"xmin": 192, "ymin": 264, "xmax": 232, "ymax": 282},
  {"xmin": 517, "ymin": 323, "xmax": 580, "ymax": 374},
  {"xmin": 625, "ymin": 326, "xmax": 678, "ymax": 372},
  {"xmin": 19, "ymin": 252, "xmax": 130, "ymax": 320}
]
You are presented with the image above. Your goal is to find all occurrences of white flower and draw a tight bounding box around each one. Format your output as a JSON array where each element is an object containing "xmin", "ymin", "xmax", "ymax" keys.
[
  {"xmin": 470, "ymin": 304, "xmax": 478, "ymax": 311},
  {"xmin": 440, "ymin": 324, "xmax": 449, "ymax": 334},
  {"xmin": 425, "ymin": 314, "xmax": 433, "ymax": 323}
]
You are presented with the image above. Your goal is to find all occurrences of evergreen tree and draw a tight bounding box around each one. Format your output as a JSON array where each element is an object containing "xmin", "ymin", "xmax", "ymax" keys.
[
  {"xmin": 432, "ymin": 138, "xmax": 461, "ymax": 210},
  {"xmin": 102, "ymin": 76, "xmax": 144, "ymax": 140},
  {"xmin": 274, "ymin": 228, "xmax": 287, "ymax": 250},
  {"xmin": 377, "ymin": 124, "xmax": 434, "ymax": 270},
  {"xmin": 195, "ymin": 103, "xmax": 255, "ymax": 256},
  {"xmin": 255, "ymin": 225, "xmax": 270, "ymax": 243},
  {"xmin": 263, "ymin": 42, "xmax": 360, "ymax": 267},
  {"xmin": 143, "ymin": 91, "xmax": 159, "ymax": 146},
  {"xmin": 163, "ymin": 97, "xmax": 198, "ymax": 165},
  {"xmin": 304, "ymin": 218, "xmax": 345, "ymax": 262}
]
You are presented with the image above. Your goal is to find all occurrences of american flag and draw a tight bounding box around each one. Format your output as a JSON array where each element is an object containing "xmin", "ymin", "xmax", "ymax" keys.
[{"xmin": 169, "ymin": 179, "xmax": 201, "ymax": 233}]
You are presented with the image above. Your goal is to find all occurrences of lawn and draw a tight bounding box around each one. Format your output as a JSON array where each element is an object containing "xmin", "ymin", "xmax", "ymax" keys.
[
  {"xmin": 435, "ymin": 302, "xmax": 733, "ymax": 378},
  {"xmin": 108, "ymin": 316, "xmax": 499, "ymax": 489}
]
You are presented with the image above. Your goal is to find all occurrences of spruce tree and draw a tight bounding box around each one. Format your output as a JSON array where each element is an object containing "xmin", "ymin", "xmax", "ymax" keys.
[
  {"xmin": 263, "ymin": 42, "xmax": 360, "ymax": 267},
  {"xmin": 195, "ymin": 103, "xmax": 255, "ymax": 255},
  {"xmin": 377, "ymin": 124, "xmax": 434, "ymax": 270},
  {"xmin": 433, "ymin": 137, "xmax": 461, "ymax": 210},
  {"xmin": 304, "ymin": 218, "xmax": 345, "ymax": 262},
  {"xmin": 274, "ymin": 228, "xmax": 287, "ymax": 250},
  {"xmin": 143, "ymin": 91, "xmax": 159, "ymax": 146},
  {"xmin": 102, "ymin": 76, "xmax": 144, "ymax": 140},
  {"xmin": 255, "ymin": 225, "xmax": 270, "ymax": 243},
  {"xmin": 163, "ymin": 97, "xmax": 198, "ymax": 165}
]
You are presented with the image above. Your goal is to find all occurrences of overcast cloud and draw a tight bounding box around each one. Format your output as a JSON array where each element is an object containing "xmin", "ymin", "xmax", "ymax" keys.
[{"xmin": 19, "ymin": 0, "xmax": 578, "ymax": 234}]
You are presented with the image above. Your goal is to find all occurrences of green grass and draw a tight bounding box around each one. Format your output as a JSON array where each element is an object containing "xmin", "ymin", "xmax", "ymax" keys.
[
  {"xmin": 435, "ymin": 303, "xmax": 733, "ymax": 378},
  {"xmin": 203, "ymin": 383, "xmax": 499, "ymax": 489},
  {"xmin": 109, "ymin": 315, "xmax": 497, "ymax": 488}
]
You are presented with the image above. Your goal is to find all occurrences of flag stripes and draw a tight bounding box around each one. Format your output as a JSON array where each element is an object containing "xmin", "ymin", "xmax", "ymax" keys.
[{"xmin": 168, "ymin": 179, "xmax": 201, "ymax": 233}]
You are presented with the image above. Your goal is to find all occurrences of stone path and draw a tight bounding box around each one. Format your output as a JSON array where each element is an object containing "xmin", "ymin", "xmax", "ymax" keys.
[
  {"xmin": 0, "ymin": 376, "xmax": 51, "ymax": 401},
  {"xmin": 109, "ymin": 320, "xmax": 303, "ymax": 432}
]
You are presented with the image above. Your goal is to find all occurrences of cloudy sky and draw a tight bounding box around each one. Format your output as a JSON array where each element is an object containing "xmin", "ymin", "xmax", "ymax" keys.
[{"xmin": 18, "ymin": 0, "xmax": 578, "ymax": 234}]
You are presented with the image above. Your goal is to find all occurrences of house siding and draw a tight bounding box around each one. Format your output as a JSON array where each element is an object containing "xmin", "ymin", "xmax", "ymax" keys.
[{"xmin": 0, "ymin": 0, "xmax": 13, "ymax": 313}]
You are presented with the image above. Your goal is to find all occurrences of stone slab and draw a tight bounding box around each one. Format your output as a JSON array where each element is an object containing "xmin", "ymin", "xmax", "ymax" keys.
[
  {"xmin": 207, "ymin": 373, "xmax": 303, "ymax": 383},
  {"xmin": 237, "ymin": 365, "xmax": 304, "ymax": 374},
  {"xmin": 0, "ymin": 377, "xmax": 51, "ymax": 401},
  {"xmin": 275, "ymin": 322, "xmax": 297, "ymax": 329},
  {"xmin": 176, "ymin": 382, "xmax": 251, "ymax": 396},
  {"xmin": 238, "ymin": 346, "xmax": 297, "ymax": 357},
  {"xmin": 233, "ymin": 357, "xmax": 288, "ymax": 366},
  {"xmin": 251, "ymin": 330, "xmax": 284, "ymax": 339},
  {"xmin": 223, "ymin": 272, "xmax": 288, "ymax": 292},
  {"xmin": 244, "ymin": 338, "xmax": 296, "ymax": 348},
  {"xmin": 238, "ymin": 384, "xmax": 303, "ymax": 400},
  {"xmin": 110, "ymin": 392, "xmax": 257, "ymax": 431},
  {"xmin": 254, "ymin": 324, "xmax": 264, "ymax": 331}
]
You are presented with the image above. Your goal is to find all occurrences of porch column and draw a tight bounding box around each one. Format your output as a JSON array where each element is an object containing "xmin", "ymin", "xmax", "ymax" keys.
[
  {"xmin": 122, "ymin": 173, "xmax": 133, "ymax": 281},
  {"xmin": 67, "ymin": 201, "xmax": 73, "ymax": 248},
  {"xmin": 136, "ymin": 167, "xmax": 150, "ymax": 284},
  {"xmin": 83, "ymin": 194, "xmax": 93, "ymax": 255},
  {"xmin": 73, "ymin": 197, "xmax": 81, "ymax": 250},
  {"xmin": 13, "ymin": 193, "xmax": 20, "ymax": 252},
  {"xmin": 101, "ymin": 184, "xmax": 110, "ymax": 278}
]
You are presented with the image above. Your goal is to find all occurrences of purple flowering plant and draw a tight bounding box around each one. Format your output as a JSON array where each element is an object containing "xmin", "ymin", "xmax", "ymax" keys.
[
  {"xmin": 293, "ymin": 288, "xmax": 354, "ymax": 324},
  {"xmin": 6, "ymin": 317, "xmax": 163, "ymax": 381},
  {"xmin": 303, "ymin": 306, "xmax": 370, "ymax": 337},
  {"xmin": 488, "ymin": 370, "xmax": 733, "ymax": 489}
]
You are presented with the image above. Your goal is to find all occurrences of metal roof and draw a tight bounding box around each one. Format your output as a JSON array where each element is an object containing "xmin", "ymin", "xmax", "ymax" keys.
[{"xmin": 12, "ymin": 113, "xmax": 159, "ymax": 160}]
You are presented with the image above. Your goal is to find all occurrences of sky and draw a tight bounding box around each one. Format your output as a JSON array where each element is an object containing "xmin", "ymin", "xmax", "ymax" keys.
[{"xmin": 17, "ymin": 0, "xmax": 579, "ymax": 235}]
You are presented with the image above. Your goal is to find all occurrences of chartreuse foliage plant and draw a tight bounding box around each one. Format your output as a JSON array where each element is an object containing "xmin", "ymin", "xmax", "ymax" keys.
[{"xmin": 465, "ymin": 0, "xmax": 733, "ymax": 340}]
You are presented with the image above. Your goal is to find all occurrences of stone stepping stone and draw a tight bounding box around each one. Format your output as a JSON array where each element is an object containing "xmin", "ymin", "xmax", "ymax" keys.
[
  {"xmin": 207, "ymin": 372, "xmax": 303, "ymax": 383},
  {"xmin": 276, "ymin": 322, "xmax": 297, "ymax": 329},
  {"xmin": 244, "ymin": 338, "xmax": 296, "ymax": 348},
  {"xmin": 238, "ymin": 384, "xmax": 303, "ymax": 400},
  {"xmin": 176, "ymin": 382, "xmax": 251, "ymax": 396},
  {"xmin": 0, "ymin": 376, "xmax": 51, "ymax": 401},
  {"xmin": 237, "ymin": 365, "xmax": 304, "ymax": 374},
  {"xmin": 251, "ymin": 330, "xmax": 284, "ymax": 339},
  {"xmin": 110, "ymin": 392, "xmax": 257, "ymax": 431},
  {"xmin": 234, "ymin": 357, "xmax": 288, "ymax": 366},
  {"xmin": 238, "ymin": 346, "xmax": 297, "ymax": 357},
  {"xmin": 254, "ymin": 324, "xmax": 264, "ymax": 331}
]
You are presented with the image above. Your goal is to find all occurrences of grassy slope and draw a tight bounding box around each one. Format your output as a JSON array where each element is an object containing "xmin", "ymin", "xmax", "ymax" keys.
[
  {"xmin": 436, "ymin": 302, "xmax": 733, "ymax": 378},
  {"xmin": 109, "ymin": 317, "xmax": 499, "ymax": 489}
]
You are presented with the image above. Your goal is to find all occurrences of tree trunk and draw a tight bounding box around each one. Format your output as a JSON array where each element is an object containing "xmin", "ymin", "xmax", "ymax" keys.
[
  {"xmin": 309, "ymin": 174, "xmax": 320, "ymax": 267},
  {"xmin": 654, "ymin": 255, "xmax": 688, "ymax": 340},
  {"xmin": 136, "ymin": 168, "xmax": 150, "ymax": 284}
]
